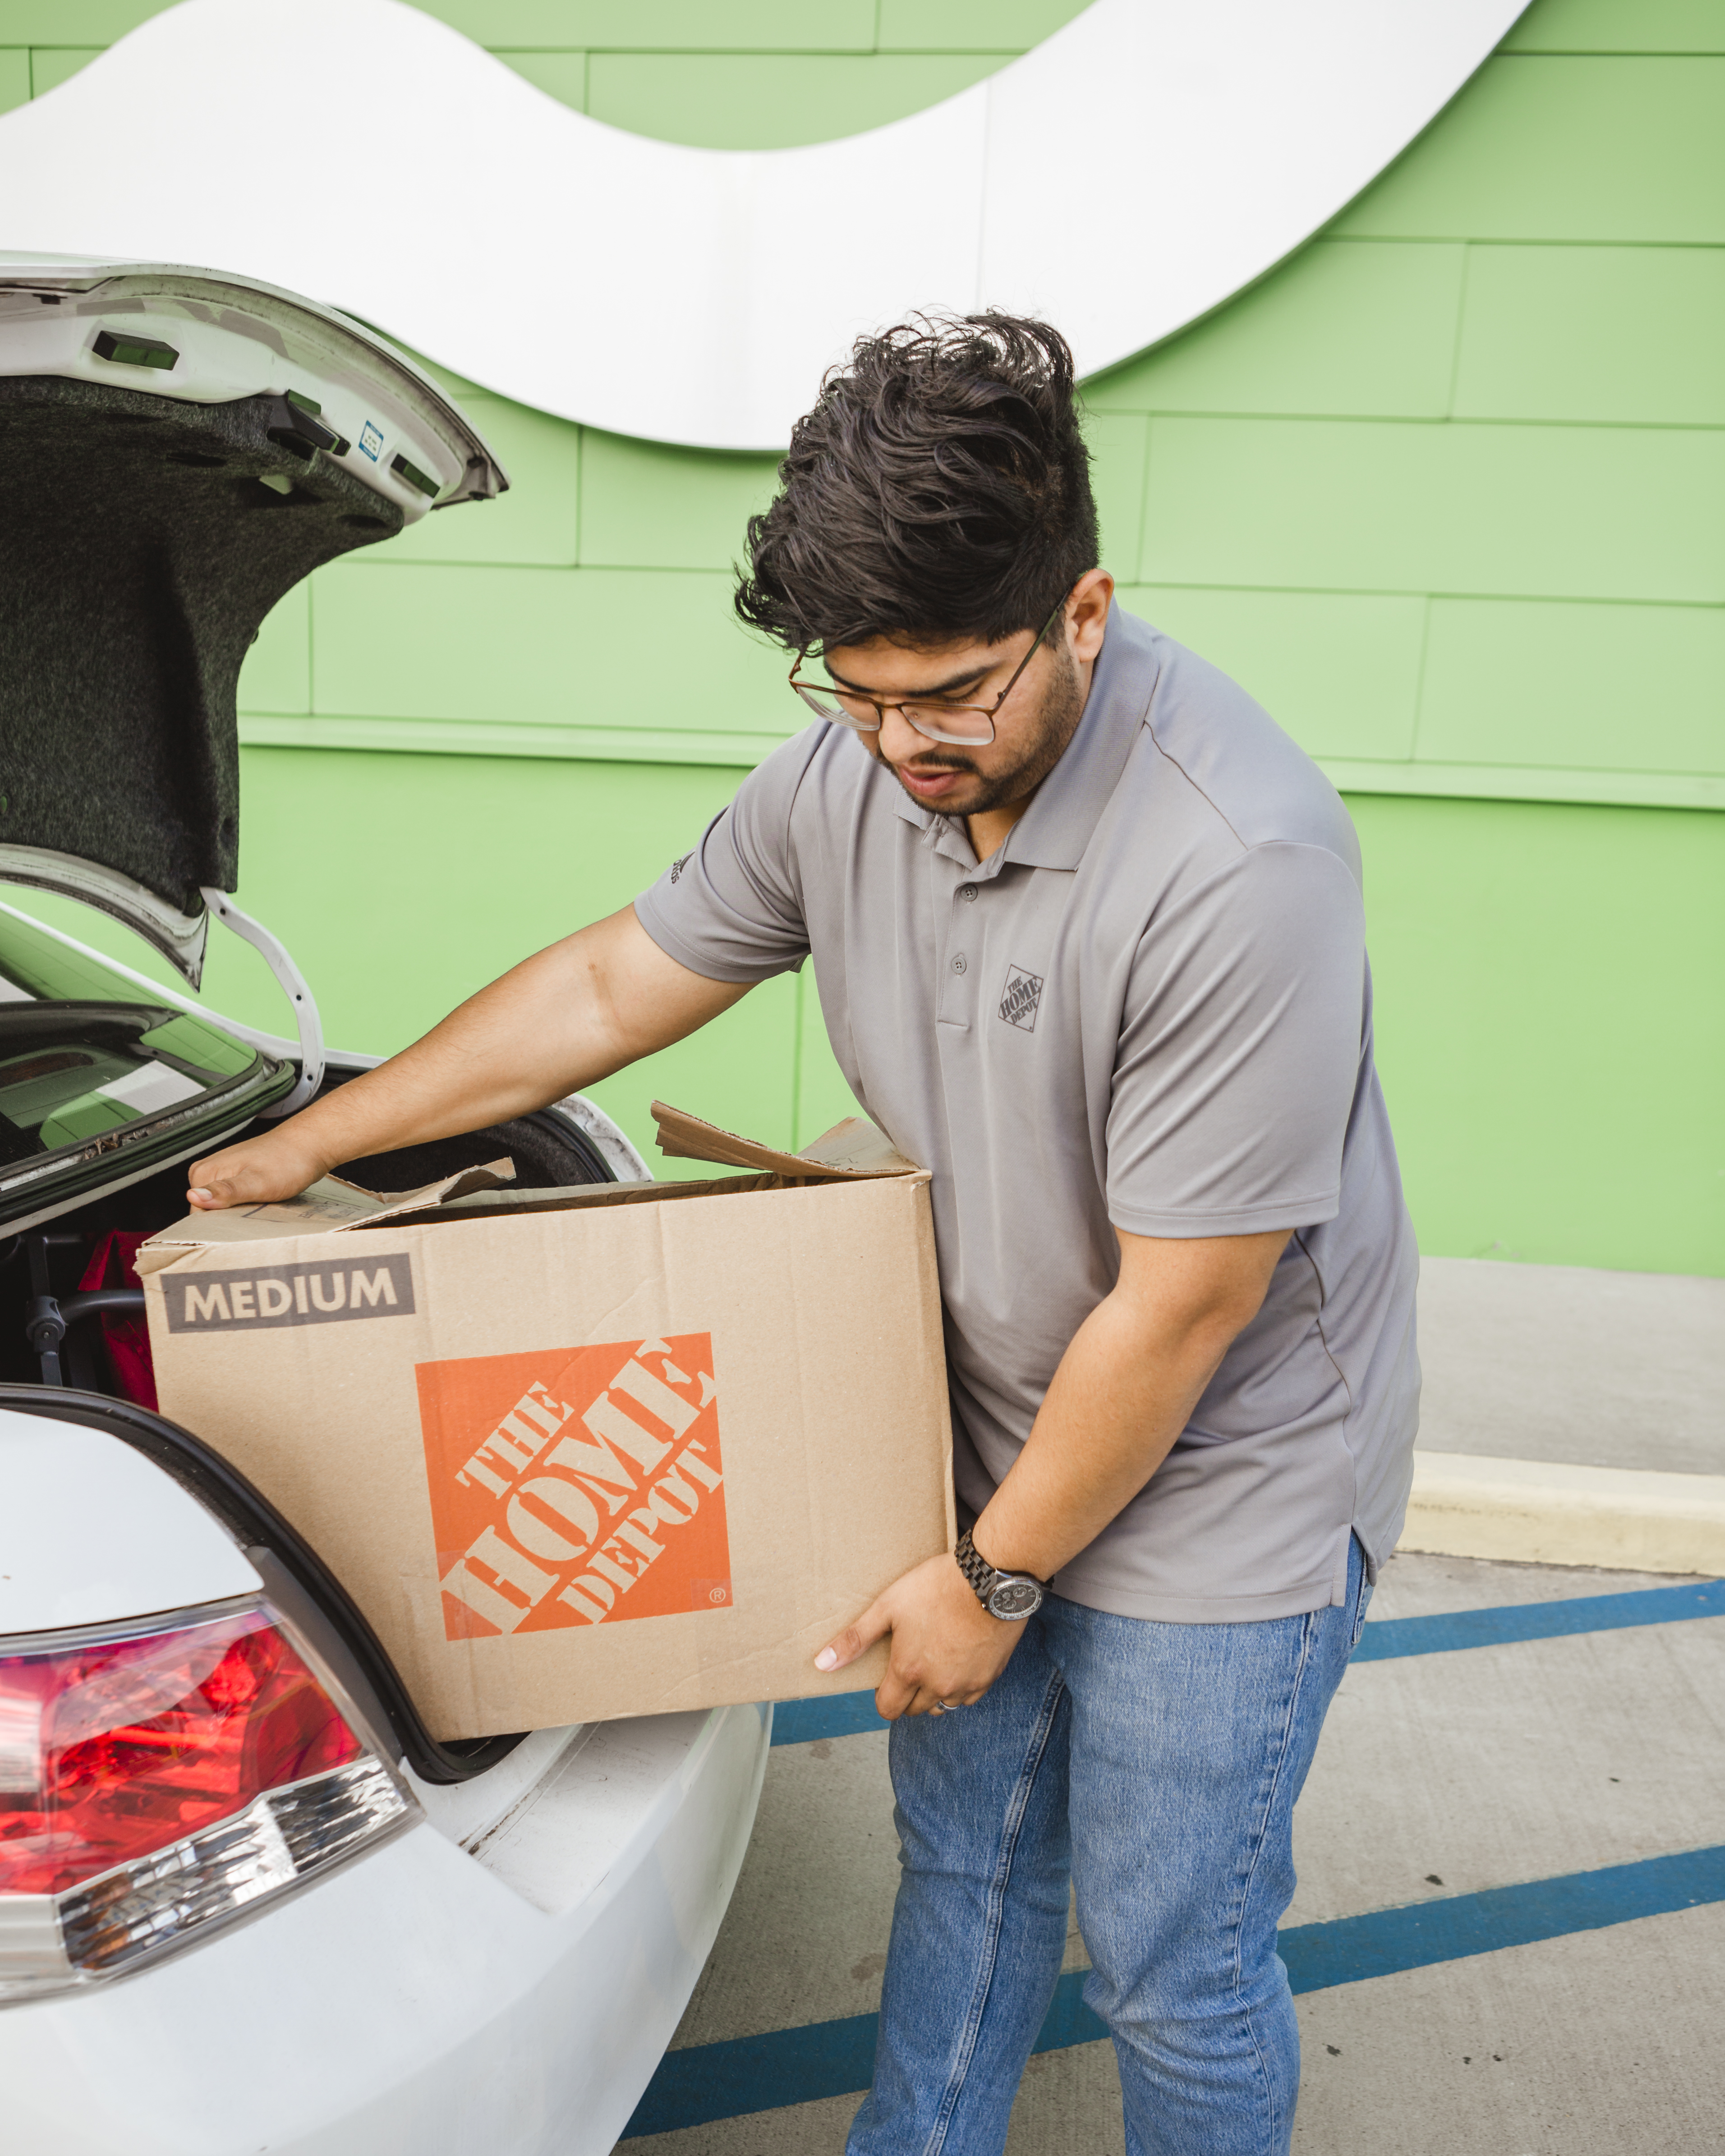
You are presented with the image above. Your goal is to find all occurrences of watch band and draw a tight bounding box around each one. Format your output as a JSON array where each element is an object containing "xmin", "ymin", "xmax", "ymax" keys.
[
  {"xmin": 955, "ymin": 1530, "xmax": 1046, "ymax": 1621},
  {"xmin": 954, "ymin": 1529, "xmax": 997, "ymax": 1603}
]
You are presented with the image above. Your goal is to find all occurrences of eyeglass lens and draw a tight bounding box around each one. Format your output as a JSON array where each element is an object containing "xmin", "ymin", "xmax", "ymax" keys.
[{"xmin": 791, "ymin": 681, "xmax": 996, "ymax": 746}]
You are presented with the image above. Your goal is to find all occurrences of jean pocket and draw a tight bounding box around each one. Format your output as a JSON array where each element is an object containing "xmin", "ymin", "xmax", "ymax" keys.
[{"xmin": 1348, "ymin": 1577, "xmax": 1374, "ymax": 1655}]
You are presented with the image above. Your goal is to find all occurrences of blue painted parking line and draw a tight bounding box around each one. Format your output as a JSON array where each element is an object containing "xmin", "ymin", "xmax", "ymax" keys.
[
  {"xmin": 772, "ymin": 1579, "xmax": 1725, "ymax": 1745},
  {"xmin": 621, "ymin": 1844, "xmax": 1725, "ymax": 2138},
  {"xmin": 1352, "ymin": 1578, "xmax": 1724, "ymax": 1662},
  {"xmin": 771, "ymin": 1691, "xmax": 890, "ymax": 1744},
  {"xmin": 1278, "ymin": 1843, "xmax": 1725, "ymax": 1988},
  {"xmin": 624, "ymin": 2011, "xmax": 879, "ymax": 2141}
]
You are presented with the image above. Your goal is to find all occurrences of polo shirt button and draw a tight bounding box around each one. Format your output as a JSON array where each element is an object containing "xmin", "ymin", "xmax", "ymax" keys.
[
  {"xmin": 951, "ymin": 955, "xmax": 967, "ymax": 975},
  {"xmin": 958, "ymin": 883, "xmax": 978, "ymax": 901}
]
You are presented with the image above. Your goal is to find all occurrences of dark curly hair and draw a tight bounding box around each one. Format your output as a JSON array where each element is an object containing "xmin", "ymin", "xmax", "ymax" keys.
[{"xmin": 734, "ymin": 312, "xmax": 1098, "ymax": 655}]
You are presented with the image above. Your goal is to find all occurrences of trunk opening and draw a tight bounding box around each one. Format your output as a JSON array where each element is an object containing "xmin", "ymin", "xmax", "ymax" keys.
[{"xmin": 0, "ymin": 1075, "xmax": 616, "ymax": 1399}]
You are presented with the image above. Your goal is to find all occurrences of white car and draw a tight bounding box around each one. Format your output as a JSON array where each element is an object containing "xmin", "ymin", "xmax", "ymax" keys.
[{"xmin": 0, "ymin": 255, "xmax": 769, "ymax": 2153}]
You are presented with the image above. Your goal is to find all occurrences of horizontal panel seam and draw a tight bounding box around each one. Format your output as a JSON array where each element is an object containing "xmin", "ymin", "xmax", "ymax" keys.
[{"xmin": 234, "ymin": 717, "xmax": 1725, "ymax": 809}]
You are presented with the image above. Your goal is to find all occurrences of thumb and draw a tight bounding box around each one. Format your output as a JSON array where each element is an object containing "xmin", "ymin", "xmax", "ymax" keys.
[
  {"xmin": 186, "ymin": 1134, "xmax": 321, "ymax": 1210},
  {"xmin": 186, "ymin": 1161, "xmax": 260, "ymax": 1210},
  {"xmin": 815, "ymin": 1597, "xmax": 890, "ymax": 1673}
]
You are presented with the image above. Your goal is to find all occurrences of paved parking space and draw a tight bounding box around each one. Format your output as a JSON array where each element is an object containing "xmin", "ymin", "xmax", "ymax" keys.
[
  {"xmin": 620, "ymin": 1554, "xmax": 1725, "ymax": 2154},
  {"xmin": 1415, "ymin": 1259, "xmax": 1724, "ymax": 1475}
]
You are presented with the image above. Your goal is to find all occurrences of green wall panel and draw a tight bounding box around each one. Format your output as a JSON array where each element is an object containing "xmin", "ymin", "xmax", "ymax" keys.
[
  {"xmin": 1417, "ymin": 599, "xmax": 1725, "ymax": 774},
  {"xmin": 27, "ymin": 46, "xmax": 97, "ymax": 93},
  {"xmin": 1356, "ymin": 794, "xmax": 1722, "ymax": 1276},
  {"xmin": 242, "ymin": 583, "xmax": 310, "ymax": 717},
  {"xmin": 1122, "ymin": 587, "xmax": 1426, "ymax": 763},
  {"xmin": 1452, "ymin": 245, "xmax": 1725, "ymax": 426},
  {"xmin": 1138, "ymin": 417, "xmax": 1725, "ymax": 604},
  {"xmin": 586, "ymin": 51, "xmax": 1005, "ymax": 147},
  {"xmin": 1083, "ymin": 240, "xmax": 1467, "ymax": 420},
  {"xmin": 1336, "ymin": 56, "xmax": 1725, "ymax": 243},
  {"xmin": 308, "ymin": 561, "xmax": 791, "ymax": 744},
  {"xmin": 1081, "ymin": 411, "xmax": 1148, "ymax": 575},
  {"xmin": 1504, "ymin": 0, "xmax": 1725, "ymax": 51},
  {"xmin": 417, "ymin": 3, "xmax": 876, "ymax": 51},
  {"xmin": 577, "ymin": 431, "xmax": 779, "ymax": 571},
  {"xmin": 384, "ymin": 399, "xmax": 581, "ymax": 566},
  {"xmin": 0, "ymin": 5, "xmax": 153, "ymax": 37},
  {"xmin": 0, "ymin": 46, "xmax": 27, "ymax": 110}
]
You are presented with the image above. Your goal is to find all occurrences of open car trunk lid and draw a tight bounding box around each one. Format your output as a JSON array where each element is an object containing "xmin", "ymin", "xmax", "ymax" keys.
[{"xmin": 0, "ymin": 253, "xmax": 506, "ymax": 984}]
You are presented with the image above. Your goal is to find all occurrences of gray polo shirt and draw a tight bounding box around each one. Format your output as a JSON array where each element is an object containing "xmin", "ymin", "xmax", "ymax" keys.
[{"xmin": 635, "ymin": 602, "xmax": 1419, "ymax": 1623}]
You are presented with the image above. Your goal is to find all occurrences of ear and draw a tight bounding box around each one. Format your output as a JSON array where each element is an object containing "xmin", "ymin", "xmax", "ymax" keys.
[{"xmin": 1066, "ymin": 568, "xmax": 1113, "ymax": 663}]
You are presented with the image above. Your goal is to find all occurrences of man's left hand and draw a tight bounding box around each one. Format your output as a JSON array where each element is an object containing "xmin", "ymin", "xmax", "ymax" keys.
[{"xmin": 814, "ymin": 1551, "xmax": 1022, "ymax": 1718}]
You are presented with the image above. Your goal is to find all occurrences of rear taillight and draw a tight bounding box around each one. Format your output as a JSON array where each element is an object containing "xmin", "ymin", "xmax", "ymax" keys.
[{"xmin": 0, "ymin": 1601, "xmax": 410, "ymax": 1999}]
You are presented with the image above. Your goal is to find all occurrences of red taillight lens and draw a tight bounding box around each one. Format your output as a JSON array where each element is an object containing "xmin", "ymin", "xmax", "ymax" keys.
[
  {"xmin": 0, "ymin": 1609, "xmax": 362, "ymax": 1898},
  {"xmin": 0, "ymin": 1603, "xmax": 409, "ymax": 1995}
]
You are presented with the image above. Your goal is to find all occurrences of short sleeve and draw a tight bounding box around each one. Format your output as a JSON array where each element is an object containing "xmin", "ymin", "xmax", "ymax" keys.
[
  {"xmin": 1106, "ymin": 842, "xmax": 1365, "ymax": 1238},
  {"xmin": 633, "ymin": 732, "xmax": 819, "ymax": 983}
]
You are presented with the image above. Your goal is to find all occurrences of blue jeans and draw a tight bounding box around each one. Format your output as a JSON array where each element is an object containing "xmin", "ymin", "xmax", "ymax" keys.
[{"xmin": 847, "ymin": 1535, "xmax": 1371, "ymax": 2156}]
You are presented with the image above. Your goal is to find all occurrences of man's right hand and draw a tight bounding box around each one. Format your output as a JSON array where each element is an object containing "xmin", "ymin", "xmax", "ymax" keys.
[{"xmin": 187, "ymin": 1124, "xmax": 337, "ymax": 1211}]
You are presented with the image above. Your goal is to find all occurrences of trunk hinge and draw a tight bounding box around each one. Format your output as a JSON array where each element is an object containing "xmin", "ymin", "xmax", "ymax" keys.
[{"xmin": 200, "ymin": 888, "xmax": 326, "ymax": 1117}]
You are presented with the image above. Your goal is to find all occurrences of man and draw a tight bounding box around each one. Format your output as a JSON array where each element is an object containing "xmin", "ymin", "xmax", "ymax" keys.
[{"xmin": 190, "ymin": 314, "xmax": 1418, "ymax": 2156}]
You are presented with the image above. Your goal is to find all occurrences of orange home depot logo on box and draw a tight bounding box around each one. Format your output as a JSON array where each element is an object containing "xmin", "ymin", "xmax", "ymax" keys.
[{"xmin": 415, "ymin": 1334, "xmax": 729, "ymax": 1640}]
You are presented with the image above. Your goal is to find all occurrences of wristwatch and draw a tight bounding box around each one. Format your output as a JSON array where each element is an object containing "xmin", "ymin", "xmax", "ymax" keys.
[{"xmin": 955, "ymin": 1529, "xmax": 1046, "ymax": 1621}]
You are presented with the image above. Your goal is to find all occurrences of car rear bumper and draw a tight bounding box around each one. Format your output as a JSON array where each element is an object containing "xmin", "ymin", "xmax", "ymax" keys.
[{"xmin": 0, "ymin": 1700, "xmax": 770, "ymax": 2156}]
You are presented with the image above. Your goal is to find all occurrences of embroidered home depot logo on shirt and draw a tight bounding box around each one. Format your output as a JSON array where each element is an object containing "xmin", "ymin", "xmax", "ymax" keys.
[
  {"xmin": 998, "ymin": 964, "xmax": 1044, "ymax": 1033},
  {"xmin": 416, "ymin": 1334, "xmax": 730, "ymax": 1638}
]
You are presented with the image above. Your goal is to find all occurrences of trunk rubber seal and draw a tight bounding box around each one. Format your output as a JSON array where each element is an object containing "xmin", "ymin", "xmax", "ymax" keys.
[{"xmin": 0, "ymin": 1382, "xmax": 523, "ymax": 1783}]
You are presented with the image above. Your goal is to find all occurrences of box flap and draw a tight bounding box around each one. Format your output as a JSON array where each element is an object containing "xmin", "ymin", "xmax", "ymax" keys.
[
  {"xmin": 796, "ymin": 1117, "xmax": 923, "ymax": 1177},
  {"xmin": 136, "ymin": 1159, "xmax": 516, "ymax": 1271},
  {"xmin": 651, "ymin": 1102, "xmax": 920, "ymax": 1181}
]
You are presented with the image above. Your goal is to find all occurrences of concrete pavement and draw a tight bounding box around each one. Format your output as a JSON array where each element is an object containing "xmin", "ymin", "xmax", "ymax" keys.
[{"xmin": 1415, "ymin": 1257, "xmax": 1722, "ymax": 1476}]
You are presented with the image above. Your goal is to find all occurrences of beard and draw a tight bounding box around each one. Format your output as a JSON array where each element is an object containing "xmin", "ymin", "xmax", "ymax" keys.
[{"xmin": 886, "ymin": 640, "xmax": 1088, "ymax": 819}]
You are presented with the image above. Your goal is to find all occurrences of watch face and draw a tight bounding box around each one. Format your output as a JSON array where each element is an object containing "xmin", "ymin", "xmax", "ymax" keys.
[{"xmin": 988, "ymin": 1578, "xmax": 1042, "ymax": 1620}]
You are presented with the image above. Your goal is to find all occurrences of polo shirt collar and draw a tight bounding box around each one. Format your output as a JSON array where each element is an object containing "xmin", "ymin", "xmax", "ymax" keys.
[{"xmin": 891, "ymin": 601, "xmax": 1158, "ymax": 873}]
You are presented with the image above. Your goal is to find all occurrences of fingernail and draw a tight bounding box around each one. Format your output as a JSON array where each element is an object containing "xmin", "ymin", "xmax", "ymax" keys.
[
  {"xmin": 189, "ymin": 1188, "xmax": 212, "ymax": 1199},
  {"xmin": 814, "ymin": 1647, "xmax": 838, "ymax": 1672}
]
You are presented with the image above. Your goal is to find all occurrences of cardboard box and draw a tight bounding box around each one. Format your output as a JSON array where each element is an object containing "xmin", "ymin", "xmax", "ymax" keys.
[{"xmin": 139, "ymin": 1106, "xmax": 954, "ymax": 1738}]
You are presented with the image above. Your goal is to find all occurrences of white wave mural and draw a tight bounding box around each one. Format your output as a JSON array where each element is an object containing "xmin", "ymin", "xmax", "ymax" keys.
[{"xmin": 0, "ymin": 0, "xmax": 1527, "ymax": 449}]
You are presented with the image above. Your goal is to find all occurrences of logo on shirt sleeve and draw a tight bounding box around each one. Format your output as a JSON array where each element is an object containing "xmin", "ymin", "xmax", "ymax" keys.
[
  {"xmin": 998, "ymin": 964, "xmax": 1044, "ymax": 1032},
  {"xmin": 669, "ymin": 853, "xmax": 693, "ymax": 884}
]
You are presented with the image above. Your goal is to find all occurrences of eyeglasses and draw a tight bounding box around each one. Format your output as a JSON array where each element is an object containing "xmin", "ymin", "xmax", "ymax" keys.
[{"xmin": 788, "ymin": 598, "xmax": 1067, "ymax": 748}]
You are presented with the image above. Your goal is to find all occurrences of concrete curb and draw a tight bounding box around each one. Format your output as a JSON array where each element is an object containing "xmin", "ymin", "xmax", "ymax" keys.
[{"xmin": 1400, "ymin": 1452, "xmax": 1725, "ymax": 1576}]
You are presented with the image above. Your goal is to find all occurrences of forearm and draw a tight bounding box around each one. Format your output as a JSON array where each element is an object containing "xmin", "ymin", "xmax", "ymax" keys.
[
  {"xmin": 273, "ymin": 915, "xmax": 663, "ymax": 1171},
  {"xmin": 817, "ymin": 1227, "xmax": 1289, "ymax": 1715},
  {"xmin": 970, "ymin": 1301, "xmax": 1228, "ymax": 1581},
  {"xmin": 971, "ymin": 1228, "xmax": 1290, "ymax": 1583},
  {"xmin": 190, "ymin": 906, "xmax": 750, "ymax": 1203}
]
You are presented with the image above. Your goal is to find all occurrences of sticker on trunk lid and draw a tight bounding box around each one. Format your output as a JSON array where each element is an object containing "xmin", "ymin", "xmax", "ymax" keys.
[{"xmin": 416, "ymin": 1334, "xmax": 731, "ymax": 1637}]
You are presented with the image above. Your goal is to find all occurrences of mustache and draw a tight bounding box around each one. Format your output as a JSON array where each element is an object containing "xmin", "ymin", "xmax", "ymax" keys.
[{"xmin": 891, "ymin": 752, "xmax": 981, "ymax": 775}]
